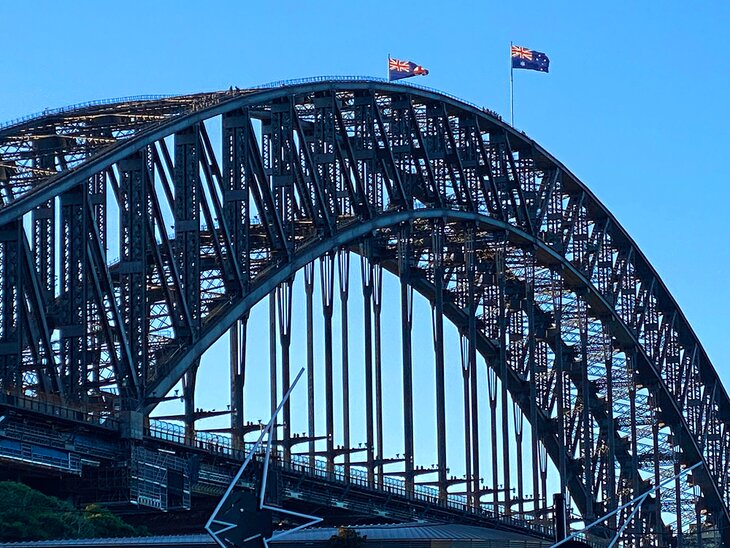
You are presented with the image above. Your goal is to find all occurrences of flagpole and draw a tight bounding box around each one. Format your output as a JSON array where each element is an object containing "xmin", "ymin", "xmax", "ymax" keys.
[{"xmin": 509, "ymin": 41, "xmax": 514, "ymax": 126}]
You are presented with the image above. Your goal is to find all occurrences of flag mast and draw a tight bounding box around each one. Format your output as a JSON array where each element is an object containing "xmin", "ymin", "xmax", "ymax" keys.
[
  {"xmin": 509, "ymin": 41, "xmax": 514, "ymax": 126},
  {"xmin": 509, "ymin": 44, "xmax": 550, "ymax": 127}
]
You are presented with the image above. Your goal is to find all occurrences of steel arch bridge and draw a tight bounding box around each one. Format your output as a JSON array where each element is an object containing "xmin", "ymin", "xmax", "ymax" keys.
[{"xmin": 0, "ymin": 77, "xmax": 727, "ymax": 546}]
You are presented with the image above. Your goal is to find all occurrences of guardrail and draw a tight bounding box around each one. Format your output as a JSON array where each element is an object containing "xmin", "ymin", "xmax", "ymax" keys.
[
  {"xmin": 1, "ymin": 76, "xmax": 503, "ymax": 133},
  {"xmin": 147, "ymin": 418, "xmax": 553, "ymax": 538},
  {"xmin": 251, "ymin": 75, "xmax": 487, "ymax": 112},
  {"xmin": 0, "ymin": 94, "xmax": 175, "ymax": 130},
  {"xmin": 0, "ymin": 391, "xmax": 118, "ymax": 429}
]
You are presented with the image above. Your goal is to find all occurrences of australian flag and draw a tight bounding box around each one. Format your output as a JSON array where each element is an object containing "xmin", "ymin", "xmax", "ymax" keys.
[
  {"xmin": 511, "ymin": 45, "xmax": 549, "ymax": 73},
  {"xmin": 388, "ymin": 57, "xmax": 429, "ymax": 81}
]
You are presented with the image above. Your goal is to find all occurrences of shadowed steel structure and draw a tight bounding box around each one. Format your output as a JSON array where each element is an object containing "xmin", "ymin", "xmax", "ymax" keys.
[{"xmin": 0, "ymin": 78, "xmax": 726, "ymax": 546}]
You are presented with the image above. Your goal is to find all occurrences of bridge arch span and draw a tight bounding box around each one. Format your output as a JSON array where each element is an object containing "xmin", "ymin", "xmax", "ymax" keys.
[{"xmin": 0, "ymin": 78, "xmax": 726, "ymax": 545}]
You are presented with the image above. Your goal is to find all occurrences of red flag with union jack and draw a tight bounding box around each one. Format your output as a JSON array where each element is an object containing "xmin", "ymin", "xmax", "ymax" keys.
[{"xmin": 388, "ymin": 56, "xmax": 429, "ymax": 81}]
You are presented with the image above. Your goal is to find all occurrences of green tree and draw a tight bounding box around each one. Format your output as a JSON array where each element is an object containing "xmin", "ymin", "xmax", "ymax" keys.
[
  {"xmin": 0, "ymin": 482, "xmax": 144, "ymax": 541},
  {"xmin": 81, "ymin": 504, "xmax": 140, "ymax": 538},
  {"xmin": 328, "ymin": 527, "xmax": 367, "ymax": 548}
]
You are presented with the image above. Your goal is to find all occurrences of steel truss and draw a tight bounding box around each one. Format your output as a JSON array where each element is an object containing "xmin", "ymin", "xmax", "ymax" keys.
[{"xmin": 0, "ymin": 79, "xmax": 726, "ymax": 546}]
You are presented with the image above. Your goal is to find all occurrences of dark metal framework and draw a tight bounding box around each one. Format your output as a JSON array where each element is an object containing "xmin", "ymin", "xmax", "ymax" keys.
[{"xmin": 0, "ymin": 79, "xmax": 727, "ymax": 546}]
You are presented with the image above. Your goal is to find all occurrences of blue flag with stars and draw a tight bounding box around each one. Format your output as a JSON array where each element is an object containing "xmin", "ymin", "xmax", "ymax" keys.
[{"xmin": 511, "ymin": 45, "xmax": 549, "ymax": 73}]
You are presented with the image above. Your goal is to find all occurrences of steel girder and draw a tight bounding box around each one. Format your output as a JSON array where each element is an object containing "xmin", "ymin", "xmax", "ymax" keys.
[{"xmin": 0, "ymin": 80, "xmax": 726, "ymax": 545}]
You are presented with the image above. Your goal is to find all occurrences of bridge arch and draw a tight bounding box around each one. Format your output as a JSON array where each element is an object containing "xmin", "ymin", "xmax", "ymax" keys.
[{"xmin": 0, "ymin": 78, "xmax": 726, "ymax": 545}]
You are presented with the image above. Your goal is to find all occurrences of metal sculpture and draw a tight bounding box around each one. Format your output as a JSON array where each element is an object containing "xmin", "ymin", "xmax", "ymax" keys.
[
  {"xmin": 0, "ymin": 77, "xmax": 726, "ymax": 546},
  {"xmin": 207, "ymin": 368, "xmax": 322, "ymax": 548}
]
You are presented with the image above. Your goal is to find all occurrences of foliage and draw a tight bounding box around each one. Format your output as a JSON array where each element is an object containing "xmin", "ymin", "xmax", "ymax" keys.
[
  {"xmin": 328, "ymin": 527, "xmax": 367, "ymax": 548},
  {"xmin": 0, "ymin": 482, "xmax": 143, "ymax": 541}
]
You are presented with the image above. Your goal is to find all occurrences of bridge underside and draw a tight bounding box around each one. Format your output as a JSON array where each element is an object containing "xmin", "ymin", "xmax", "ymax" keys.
[{"xmin": 0, "ymin": 79, "xmax": 726, "ymax": 546}]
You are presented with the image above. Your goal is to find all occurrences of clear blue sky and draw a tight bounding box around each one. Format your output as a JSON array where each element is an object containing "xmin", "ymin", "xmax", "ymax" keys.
[{"xmin": 3, "ymin": 1, "xmax": 730, "ymax": 468}]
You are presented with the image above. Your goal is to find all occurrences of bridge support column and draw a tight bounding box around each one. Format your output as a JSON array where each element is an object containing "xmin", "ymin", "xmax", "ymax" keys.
[
  {"xmin": 513, "ymin": 402, "xmax": 524, "ymax": 516},
  {"xmin": 320, "ymin": 252, "xmax": 335, "ymax": 473},
  {"xmin": 338, "ymin": 250, "xmax": 351, "ymax": 476},
  {"xmin": 373, "ymin": 262, "xmax": 384, "ymax": 489},
  {"xmin": 579, "ymin": 304, "xmax": 594, "ymax": 522},
  {"xmin": 552, "ymin": 267, "xmax": 568, "ymax": 505},
  {"xmin": 304, "ymin": 262, "xmax": 316, "ymax": 467},
  {"xmin": 497, "ymin": 247, "xmax": 512, "ymax": 515},
  {"xmin": 461, "ymin": 335, "xmax": 473, "ymax": 506},
  {"xmin": 269, "ymin": 293, "xmax": 277, "ymax": 445},
  {"xmin": 277, "ymin": 279, "xmax": 293, "ymax": 461},
  {"xmin": 628, "ymin": 349, "xmax": 641, "ymax": 547},
  {"xmin": 0, "ymin": 222, "xmax": 22, "ymax": 395},
  {"xmin": 120, "ymin": 410, "xmax": 144, "ymax": 440},
  {"xmin": 31, "ymin": 138, "xmax": 57, "ymax": 312},
  {"xmin": 230, "ymin": 315, "xmax": 247, "ymax": 450},
  {"xmin": 182, "ymin": 364, "xmax": 199, "ymax": 445},
  {"xmin": 360, "ymin": 254, "xmax": 375, "ymax": 487},
  {"xmin": 174, "ymin": 126, "xmax": 201, "ymax": 442},
  {"xmin": 604, "ymin": 337, "xmax": 618, "ymax": 534},
  {"xmin": 673, "ymin": 441, "xmax": 684, "ymax": 546},
  {"xmin": 399, "ymin": 230, "xmax": 414, "ymax": 496},
  {"xmin": 86, "ymin": 172, "xmax": 106, "ymax": 398},
  {"xmin": 487, "ymin": 359, "xmax": 498, "ymax": 510},
  {"xmin": 31, "ymin": 187, "xmax": 55, "ymax": 395},
  {"xmin": 466, "ymin": 228, "xmax": 480, "ymax": 507},
  {"xmin": 223, "ymin": 110, "xmax": 251, "ymax": 453},
  {"xmin": 431, "ymin": 223, "xmax": 448, "ymax": 502},
  {"xmin": 59, "ymin": 186, "xmax": 88, "ymax": 402},
  {"xmin": 522, "ymin": 277, "xmax": 536, "ymax": 521},
  {"xmin": 540, "ymin": 443, "xmax": 548, "ymax": 522},
  {"xmin": 651, "ymin": 399, "xmax": 662, "ymax": 546}
]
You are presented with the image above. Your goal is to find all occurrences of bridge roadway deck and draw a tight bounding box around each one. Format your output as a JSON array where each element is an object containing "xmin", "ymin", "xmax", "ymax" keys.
[
  {"xmin": 0, "ymin": 395, "xmax": 553, "ymax": 541},
  {"xmin": 145, "ymin": 423, "xmax": 556, "ymax": 539}
]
